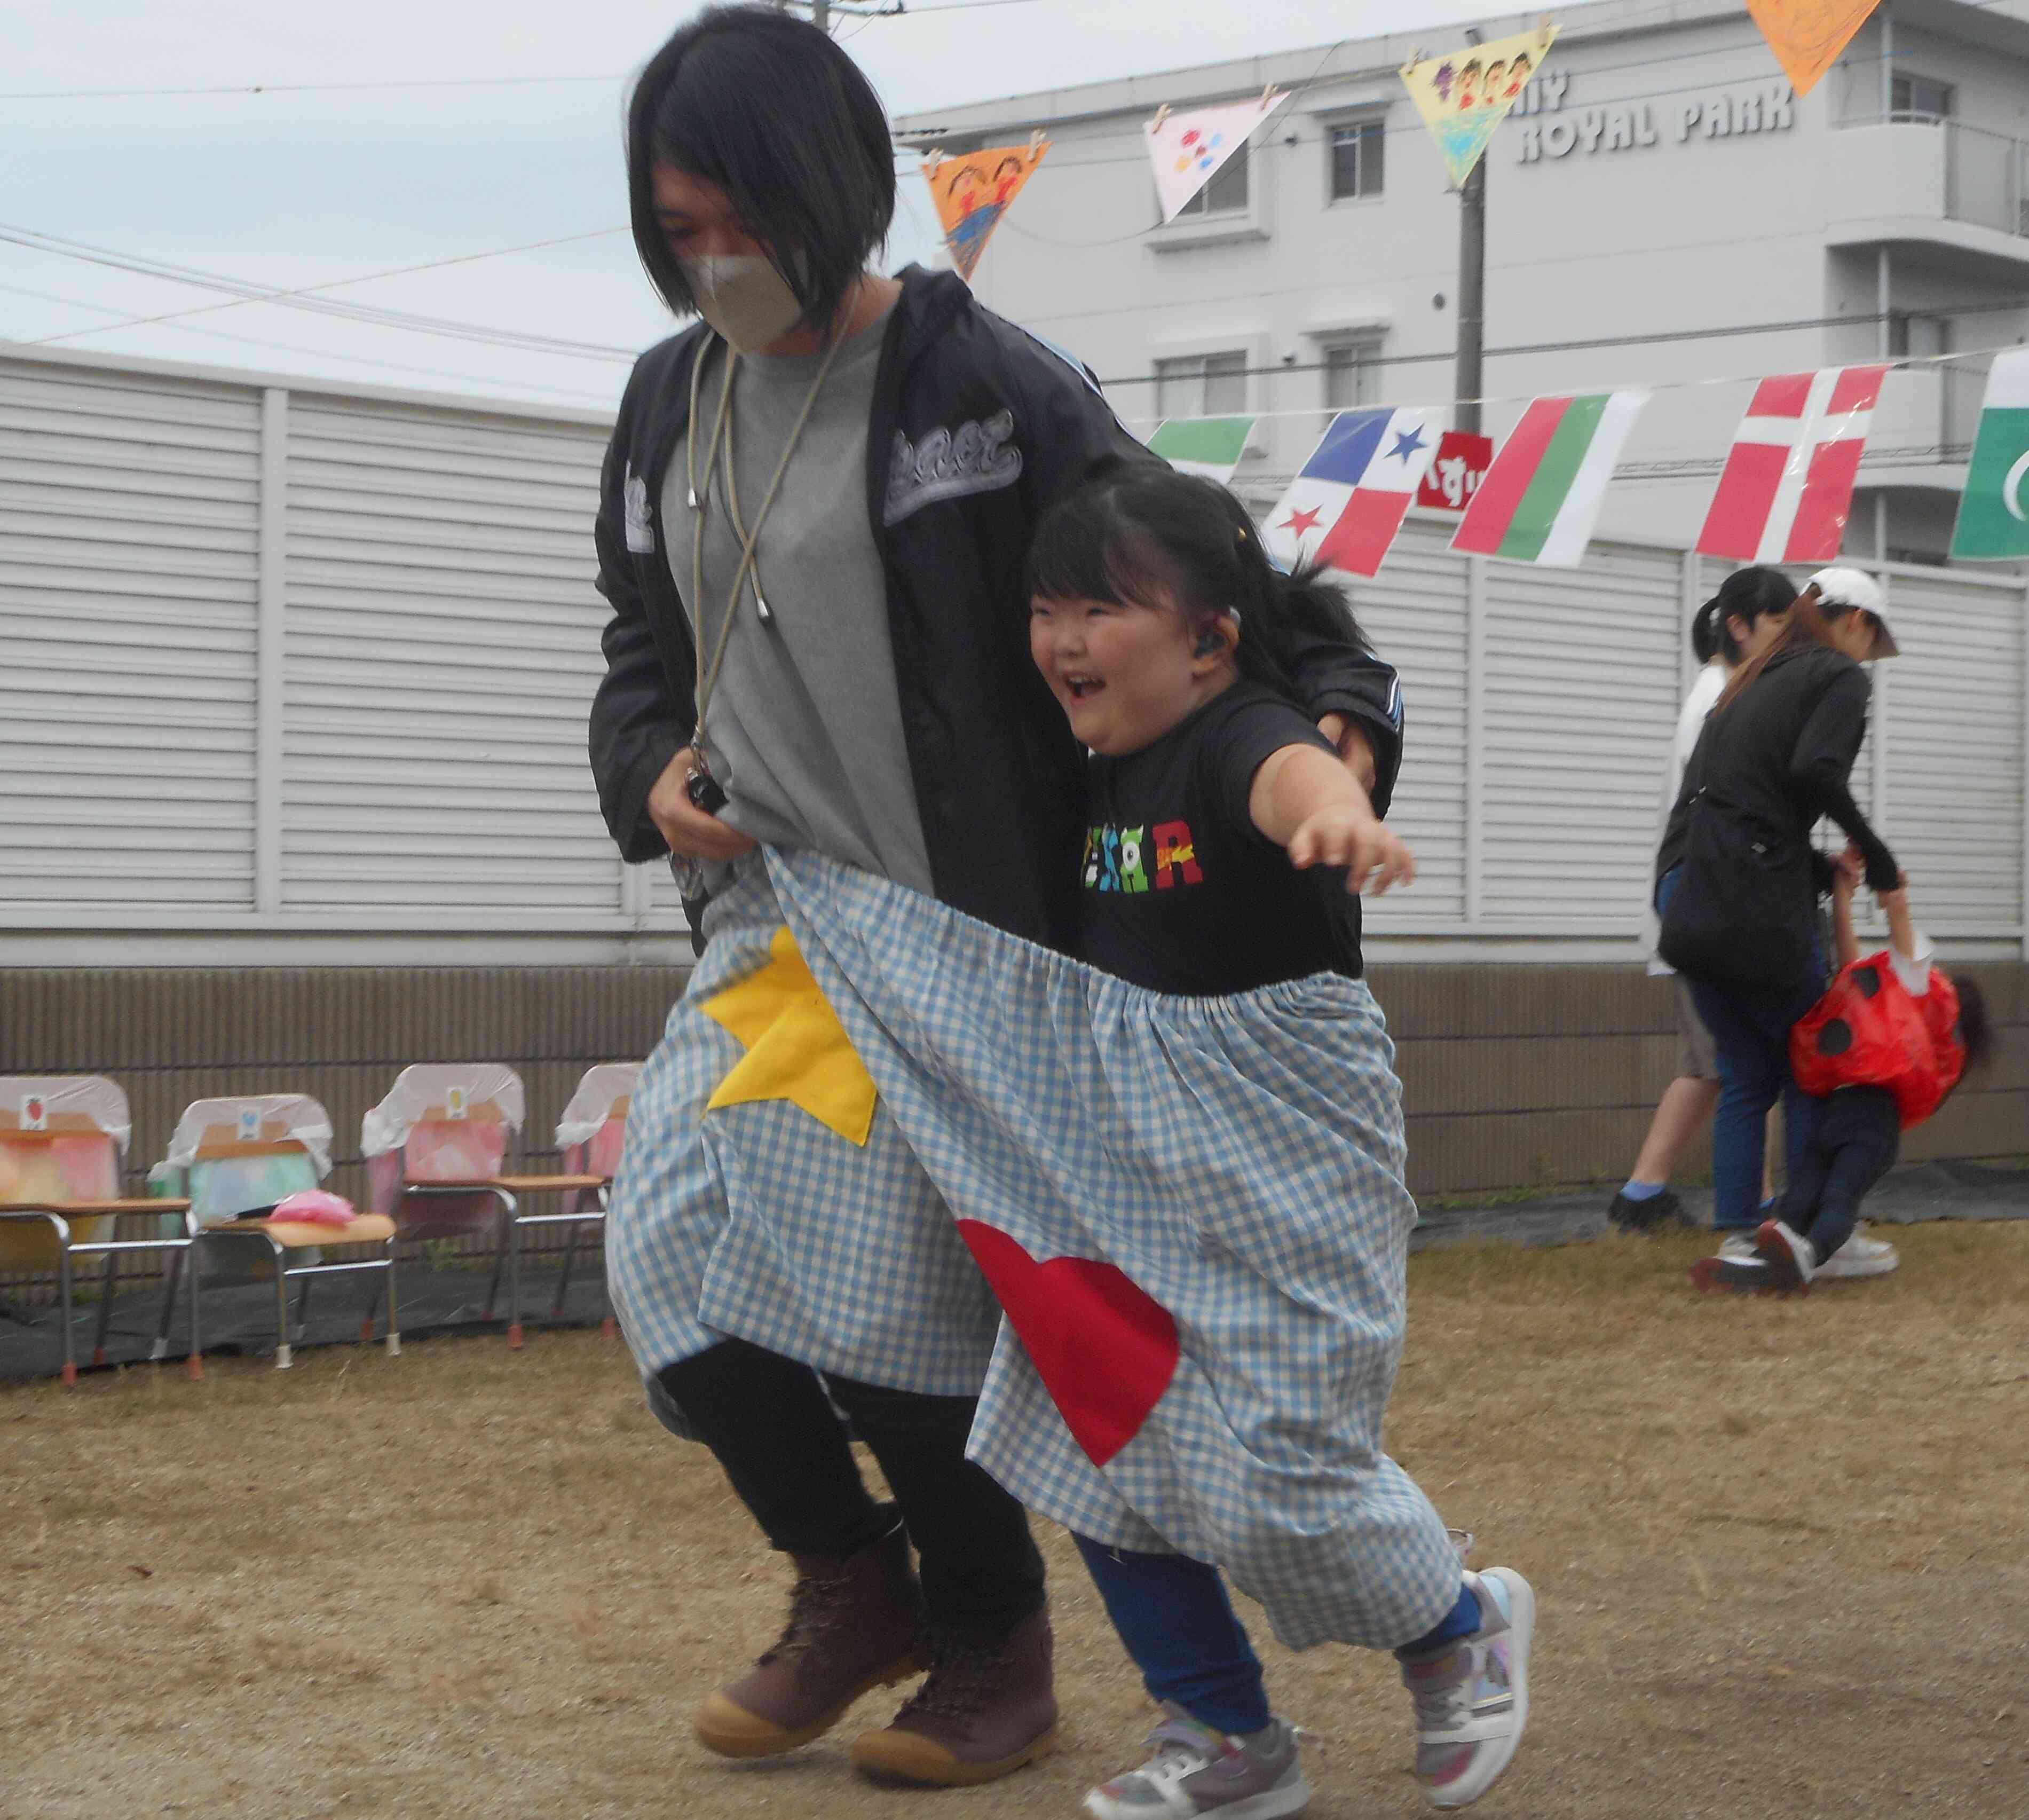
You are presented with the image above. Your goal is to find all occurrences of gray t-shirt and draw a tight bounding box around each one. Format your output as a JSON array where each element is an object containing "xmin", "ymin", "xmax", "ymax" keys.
[{"xmin": 661, "ymin": 309, "xmax": 934, "ymax": 894}]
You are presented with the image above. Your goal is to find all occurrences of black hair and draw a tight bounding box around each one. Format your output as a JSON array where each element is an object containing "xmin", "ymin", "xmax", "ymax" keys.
[
  {"xmin": 1949, "ymin": 973, "xmax": 1993, "ymax": 1078},
  {"xmin": 1690, "ymin": 597, "xmax": 1723, "ymax": 665},
  {"xmin": 626, "ymin": 5, "xmax": 895, "ymax": 333},
  {"xmin": 1025, "ymin": 466, "xmax": 1370, "ymax": 700},
  {"xmin": 1711, "ymin": 564, "xmax": 1817, "ymax": 711}
]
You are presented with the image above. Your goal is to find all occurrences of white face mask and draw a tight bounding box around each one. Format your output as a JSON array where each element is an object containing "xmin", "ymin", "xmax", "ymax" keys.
[{"xmin": 679, "ymin": 254, "xmax": 807, "ymax": 354}]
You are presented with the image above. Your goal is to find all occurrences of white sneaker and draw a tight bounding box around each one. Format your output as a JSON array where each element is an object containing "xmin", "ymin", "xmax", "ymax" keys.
[
  {"xmin": 1399, "ymin": 1568, "xmax": 1534, "ymax": 1809},
  {"xmin": 1084, "ymin": 1706, "xmax": 1311, "ymax": 1820},
  {"xmin": 1716, "ymin": 1232, "xmax": 1759, "ymax": 1262},
  {"xmin": 1815, "ymin": 1224, "xmax": 1900, "ymax": 1279}
]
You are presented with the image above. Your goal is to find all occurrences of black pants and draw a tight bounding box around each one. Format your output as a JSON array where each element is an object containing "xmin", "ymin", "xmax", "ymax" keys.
[
  {"xmin": 655, "ymin": 1338, "xmax": 1046, "ymax": 1635},
  {"xmin": 1776, "ymin": 1086, "xmax": 1900, "ymax": 1265}
]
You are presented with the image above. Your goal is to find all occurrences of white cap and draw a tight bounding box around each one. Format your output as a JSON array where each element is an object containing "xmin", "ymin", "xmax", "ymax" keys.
[{"xmin": 1806, "ymin": 567, "xmax": 1899, "ymax": 658}]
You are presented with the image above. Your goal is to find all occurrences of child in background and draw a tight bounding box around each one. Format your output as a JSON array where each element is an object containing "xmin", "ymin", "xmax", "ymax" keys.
[
  {"xmin": 1022, "ymin": 468, "xmax": 1535, "ymax": 1817},
  {"xmin": 1692, "ymin": 859, "xmax": 1990, "ymax": 1295}
]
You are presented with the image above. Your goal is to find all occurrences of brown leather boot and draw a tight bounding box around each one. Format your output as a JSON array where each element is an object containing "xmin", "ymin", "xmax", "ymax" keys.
[
  {"xmin": 849, "ymin": 1608, "xmax": 1059, "ymax": 1786},
  {"xmin": 694, "ymin": 1520, "xmax": 929, "ymax": 1759}
]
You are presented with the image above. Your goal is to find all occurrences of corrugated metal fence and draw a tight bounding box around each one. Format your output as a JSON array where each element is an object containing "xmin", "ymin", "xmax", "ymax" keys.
[{"xmin": 3, "ymin": 343, "xmax": 2026, "ymax": 952}]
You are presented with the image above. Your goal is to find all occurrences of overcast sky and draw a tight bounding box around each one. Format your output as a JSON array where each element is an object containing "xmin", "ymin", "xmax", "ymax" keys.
[{"xmin": 0, "ymin": 0, "xmax": 1494, "ymax": 411}]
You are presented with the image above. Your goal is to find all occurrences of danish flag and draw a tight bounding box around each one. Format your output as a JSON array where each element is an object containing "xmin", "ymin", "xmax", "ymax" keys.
[{"xmin": 1695, "ymin": 366, "xmax": 1891, "ymax": 563}]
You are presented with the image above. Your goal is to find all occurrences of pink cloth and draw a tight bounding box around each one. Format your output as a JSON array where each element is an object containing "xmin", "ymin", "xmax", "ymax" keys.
[{"xmin": 272, "ymin": 1189, "xmax": 357, "ymax": 1227}]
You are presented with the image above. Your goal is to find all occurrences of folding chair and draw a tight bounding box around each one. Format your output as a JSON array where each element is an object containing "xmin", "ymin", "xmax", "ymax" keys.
[
  {"xmin": 362, "ymin": 1063, "xmax": 620, "ymax": 1349},
  {"xmin": 540, "ymin": 1062, "xmax": 640, "ymax": 1340},
  {"xmin": 0, "ymin": 1075, "xmax": 198, "ymax": 1385},
  {"xmin": 160, "ymin": 1096, "xmax": 399, "ymax": 1370}
]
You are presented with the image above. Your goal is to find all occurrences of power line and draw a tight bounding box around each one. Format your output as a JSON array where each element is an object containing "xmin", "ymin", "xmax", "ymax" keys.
[{"xmin": 0, "ymin": 72, "xmax": 627, "ymax": 103}]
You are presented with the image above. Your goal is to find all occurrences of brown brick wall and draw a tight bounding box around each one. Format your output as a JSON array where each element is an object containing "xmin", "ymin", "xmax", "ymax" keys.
[{"xmin": 2, "ymin": 961, "xmax": 2023, "ymax": 1220}]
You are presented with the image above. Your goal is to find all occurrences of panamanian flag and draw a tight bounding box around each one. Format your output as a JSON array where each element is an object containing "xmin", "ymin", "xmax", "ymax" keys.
[{"xmin": 1263, "ymin": 408, "xmax": 1439, "ymax": 578}]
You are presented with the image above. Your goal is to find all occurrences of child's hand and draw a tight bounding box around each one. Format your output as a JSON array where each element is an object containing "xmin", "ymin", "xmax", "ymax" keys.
[
  {"xmin": 1876, "ymin": 884, "xmax": 1909, "ymax": 918},
  {"xmin": 1289, "ymin": 806, "xmax": 1417, "ymax": 895}
]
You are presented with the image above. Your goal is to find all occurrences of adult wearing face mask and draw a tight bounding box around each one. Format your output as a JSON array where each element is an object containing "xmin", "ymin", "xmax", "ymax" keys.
[
  {"xmin": 585, "ymin": 5, "xmax": 1404, "ymax": 1791},
  {"xmin": 1655, "ymin": 566, "xmax": 1901, "ymax": 1240}
]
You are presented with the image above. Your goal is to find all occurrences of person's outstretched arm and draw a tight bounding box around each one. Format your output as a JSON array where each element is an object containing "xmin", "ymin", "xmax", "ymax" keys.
[
  {"xmin": 1831, "ymin": 863, "xmax": 1861, "ymax": 970},
  {"xmin": 1790, "ymin": 667, "xmax": 1898, "ymax": 890},
  {"xmin": 1248, "ymin": 743, "xmax": 1416, "ymax": 895},
  {"xmin": 1879, "ymin": 881, "xmax": 1920, "ymax": 967}
]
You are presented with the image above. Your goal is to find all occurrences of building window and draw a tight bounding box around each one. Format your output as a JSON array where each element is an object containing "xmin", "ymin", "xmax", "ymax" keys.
[
  {"xmin": 1890, "ymin": 73, "xmax": 1953, "ymax": 121},
  {"xmin": 1329, "ymin": 121, "xmax": 1385, "ymax": 200},
  {"xmin": 1323, "ymin": 342, "xmax": 1382, "ymax": 411},
  {"xmin": 1156, "ymin": 351, "xmax": 1248, "ymax": 416},
  {"xmin": 1174, "ymin": 144, "xmax": 1249, "ymax": 217},
  {"xmin": 1887, "ymin": 312, "xmax": 1947, "ymax": 359}
]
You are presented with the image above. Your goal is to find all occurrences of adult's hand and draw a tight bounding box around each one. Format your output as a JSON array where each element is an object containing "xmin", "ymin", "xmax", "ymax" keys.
[
  {"xmin": 646, "ymin": 750, "xmax": 757, "ymax": 862},
  {"xmin": 1316, "ymin": 713, "xmax": 1377, "ymax": 794}
]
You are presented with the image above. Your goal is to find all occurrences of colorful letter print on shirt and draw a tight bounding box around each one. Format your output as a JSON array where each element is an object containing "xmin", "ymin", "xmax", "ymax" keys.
[{"xmin": 1085, "ymin": 821, "xmax": 1203, "ymax": 893}]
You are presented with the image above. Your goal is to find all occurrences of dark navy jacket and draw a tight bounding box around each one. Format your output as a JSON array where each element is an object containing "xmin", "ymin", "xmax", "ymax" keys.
[{"xmin": 588, "ymin": 265, "xmax": 1406, "ymax": 952}]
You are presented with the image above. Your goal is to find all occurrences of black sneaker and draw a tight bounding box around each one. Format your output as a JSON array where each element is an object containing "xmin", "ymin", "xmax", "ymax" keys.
[{"xmin": 1607, "ymin": 1187, "xmax": 1680, "ymax": 1233}]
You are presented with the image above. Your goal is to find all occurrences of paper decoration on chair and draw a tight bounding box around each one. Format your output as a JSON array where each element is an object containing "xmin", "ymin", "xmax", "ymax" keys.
[
  {"xmin": 1948, "ymin": 349, "xmax": 2029, "ymax": 561},
  {"xmin": 1144, "ymin": 92, "xmax": 1287, "ymax": 224},
  {"xmin": 1263, "ymin": 407, "xmax": 1439, "ymax": 578},
  {"xmin": 1452, "ymin": 391, "xmax": 1648, "ymax": 566},
  {"xmin": 1696, "ymin": 366, "xmax": 1889, "ymax": 563},
  {"xmin": 923, "ymin": 142, "xmax": 1049, "ymax": 282},
  {"xmin": 1148, "ymin": 416, "xmax": 1256, "ymax": 482},
  {"xmin": 1744, "ymin": 1, "xmax": 1880, "ymax": 97},
  {"xmin": 1401, "ymin": 24, "xmax": 1557, "ymax": 187}
]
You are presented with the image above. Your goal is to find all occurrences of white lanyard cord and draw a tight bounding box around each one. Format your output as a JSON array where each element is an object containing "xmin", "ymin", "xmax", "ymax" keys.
[{"xmin": 682, "ymin": 328, "xmax": 844, "ymax": 765}]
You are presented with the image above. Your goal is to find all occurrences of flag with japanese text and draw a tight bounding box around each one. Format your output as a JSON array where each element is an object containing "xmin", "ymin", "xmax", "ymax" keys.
[
  {"xmin": 1148, "ymin": 416, "xmax": 1256, "ymax": 483},
  {"xmin": 1948, "ymin": 350, "xmax": 2029, "ymax": 561},
  {"xmin": 1451, "ymin": 391, "xmax": 1648, "ymax": 566},
  {"xmin": 1696, "ymin": 366, "xmax": 1889, "ymax": 564},
  {"xmin": 1262, "ymin": 408, "xmax": 1439, "ymax": 578}
]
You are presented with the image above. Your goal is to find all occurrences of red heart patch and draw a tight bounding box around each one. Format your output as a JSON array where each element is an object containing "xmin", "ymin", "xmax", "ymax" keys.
[{"xmin": 956, "ymin": 1220, "xmax": 1180, "ymax": 1468}]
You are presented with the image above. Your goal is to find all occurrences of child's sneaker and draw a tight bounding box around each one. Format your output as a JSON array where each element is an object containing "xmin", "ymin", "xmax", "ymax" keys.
[
  {"xmin": 1083, "ymin": 1705, "xmax": 1310, "ymax": 1820},
  {"xmin": 1398, "ymin": 1567, "xmax": 1534, "ymax": 1810},
  {"xmin": 1814, "ymin": 1223, "xmax": 1899, "ymax": 1279},
  {"xmin": 1752, "ymin": 1219, "xmax": 1814, "ymax": 1295},
  {"xmin": 1689, "ymin": 1252, "xmax": 1770, "ymax": 1293}
]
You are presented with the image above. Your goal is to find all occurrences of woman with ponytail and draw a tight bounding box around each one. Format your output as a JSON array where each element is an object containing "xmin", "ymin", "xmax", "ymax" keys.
[{"xmin": 1655, "ymin": 564, "xmax": 1901, "ymax": 1236}]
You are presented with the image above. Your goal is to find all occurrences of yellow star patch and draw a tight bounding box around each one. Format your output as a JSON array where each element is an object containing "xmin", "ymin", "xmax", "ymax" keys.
[{"xmin": 699, "ymin": 926, "xmax": 878, "ymax": 1147}]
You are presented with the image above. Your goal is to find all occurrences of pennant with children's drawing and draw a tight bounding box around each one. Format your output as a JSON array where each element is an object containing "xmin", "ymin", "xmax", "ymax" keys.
[
  {"xmin": 1144, "ymin": 93, "xmax": 1288, "ymax": 224},
  {"xmin": 1264, "ymin": 408, "xmax": 1439, "ymax": 578},
  {"xmin": 1400, "ymin": 24, "xmax": 1556, "ymax": 187},
  {"xmin": 1148, "ymin": 416, "xmax": 1256, "ymax": 483},
  {"xmin": 1451, "ymin": 391, "xmax": 1647, "ymax": 566},
  {"xmin": 923, "ymin": 142, "xmax": 1048, "ymax": 282},
  {"xmin": 1744, "ymin": 1, "xmax": 1880, "ymax": 97}
]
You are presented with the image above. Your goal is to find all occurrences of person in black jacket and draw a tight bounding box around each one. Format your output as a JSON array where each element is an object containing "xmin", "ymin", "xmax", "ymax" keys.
[
  {"xmin": 583, "ymin": 6, "xmax": 1409, "ymax": 1792},
  {"xmin": 1655, "ymin": 566, "xmax": 1899, "ymax": 1235}
]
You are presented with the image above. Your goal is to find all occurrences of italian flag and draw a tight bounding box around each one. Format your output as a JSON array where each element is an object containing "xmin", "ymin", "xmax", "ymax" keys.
[
  {"xmin": 1451, "ymin": 391, "xmax": 1648, "ymax": 566},
  {"xmin": 1148, "ymin": 415, "xmax": 1256, "ymax": 483},
  {"xmin": 1948, "ymin": 349, "xmax": 2029, "ymax": 562}
]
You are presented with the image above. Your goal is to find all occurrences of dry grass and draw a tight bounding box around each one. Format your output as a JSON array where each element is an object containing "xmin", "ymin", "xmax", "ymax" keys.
[{"xmin": 8, "ymin": 1223, "xmax": 2027, "ymax": 1819}]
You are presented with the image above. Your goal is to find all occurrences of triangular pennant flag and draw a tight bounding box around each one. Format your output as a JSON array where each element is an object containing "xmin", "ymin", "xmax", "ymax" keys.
[
  {"xmin": 1697, "ymin": 366, "xmax": 1889, "ymax": 564},
  {"xmin": 1264, "ymin": 408, "xmax": 1439, "ymax": 578},
  {"xmin": 1401, "ymin": 23, "xmax": 1557, "ymax": 188},
  {"xmin": 1744, "ymin": 0, "xmax": 1881, "ymax": 98},
  {"xmin": 1144, "ymin": 93, "xmax": 1287, "ymax": 224},
  {"xmin": 923, "ymin": 142, "xmax": 1048, "ymax": 283},
  {"xmin": 1148, "ymin": 416, "xmax": 1256, "ymax": 483},
  {"xmin": 1452, "ymin": 391, "xmax": 1648, "ymax": 566},
  {"xmin": 1948, "ymin": 349, "xmax": 2029, "ymax": 562}
]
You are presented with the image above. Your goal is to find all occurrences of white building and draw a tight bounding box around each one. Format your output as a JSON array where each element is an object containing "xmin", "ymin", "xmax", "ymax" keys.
[{"xmin": 896, "ymin": 0, "xmax": 2029, "ymax": 563}]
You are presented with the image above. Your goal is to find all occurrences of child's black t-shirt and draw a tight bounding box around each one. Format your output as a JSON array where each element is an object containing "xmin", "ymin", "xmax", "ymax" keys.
[{"xmin": 1078, "ymin": 682, "xmax": 1362, "ymax": 995}]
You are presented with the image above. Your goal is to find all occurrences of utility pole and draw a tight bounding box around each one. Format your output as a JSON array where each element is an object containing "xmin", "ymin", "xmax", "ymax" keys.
[{"xmin": 1455, "ymin": 27, "xmax": 1486, "ymax": 437}]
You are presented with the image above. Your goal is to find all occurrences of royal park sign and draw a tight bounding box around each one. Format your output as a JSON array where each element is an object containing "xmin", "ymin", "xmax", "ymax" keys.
[{"xmin": 1513, "ymin": 73, "xmax": 1795, "ymax": 162}]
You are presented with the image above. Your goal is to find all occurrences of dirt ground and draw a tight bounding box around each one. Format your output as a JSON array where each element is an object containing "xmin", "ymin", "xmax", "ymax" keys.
[{"xmin": 8, "ymin": 1222, "xmax": 2026, "ymax": 1820}]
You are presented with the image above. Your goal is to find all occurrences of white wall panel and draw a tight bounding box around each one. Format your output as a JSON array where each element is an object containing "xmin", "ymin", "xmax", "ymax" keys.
[
  {"xmin": 1344, "ymin": 517, "xmax": 1470, "ymax": 928},
  {"xmin": 1479, "ymin": 540, "xmax": 1686, "ymax": 926},
  {"xmin": 281, "ymin": 399, "xmax": 619, "ymax": 912},
  {"xmin": 0, "ymin": 359, "xmax": 259, "ymax": 908}
]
